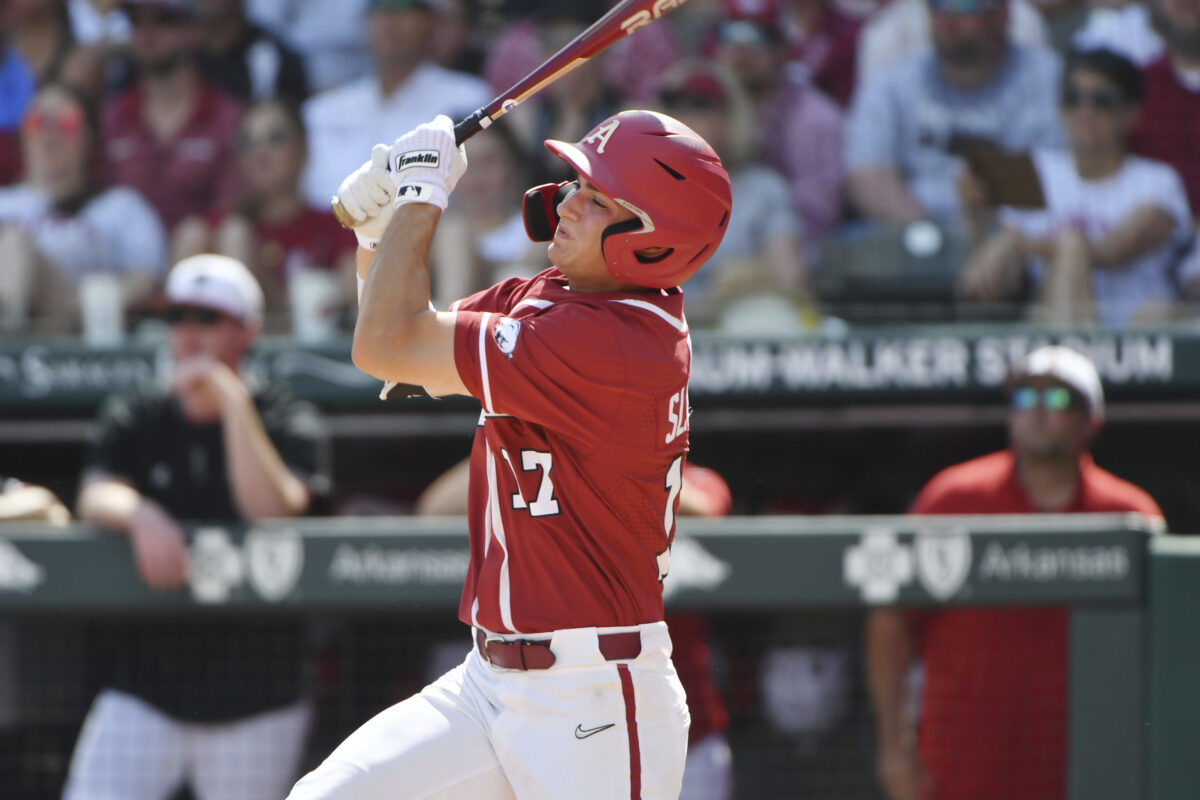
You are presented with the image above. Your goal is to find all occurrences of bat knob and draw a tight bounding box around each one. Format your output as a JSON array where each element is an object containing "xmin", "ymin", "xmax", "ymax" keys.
[{"xmin": 331, "ymin": 196, "xmax": 357, "ymax": 230}]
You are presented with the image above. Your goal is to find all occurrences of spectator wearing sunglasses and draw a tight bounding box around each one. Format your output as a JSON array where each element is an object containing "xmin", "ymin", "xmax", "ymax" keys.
[
  {"xmin": 67, "ymin": 252, "xmax": 331, "ymax": 800},
  {"xmin": 958, "ymin": 48, "xmax": 1192, "ymax": 326},
  {"xmin": 0, "ymin": 80, "xmax": 166, "ymax": 333},
  {"xmin": 867, "ymin": 345, "xmax": 1161, "ymax": 800},
  {"xmin": 174, "ymin": 97, "xmax": 356, "ymax": 330},
  {"xmin": 102, "ymin": 0, "xmax": 244, "ymax": 251}
]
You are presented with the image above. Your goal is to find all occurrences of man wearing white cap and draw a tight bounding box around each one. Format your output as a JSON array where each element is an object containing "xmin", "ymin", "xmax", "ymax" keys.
[
  {"xmin": 67, "ymin": 254, "xmax": 331, "ymax": 800},
  {"xmin": 866, "ymin": 345, "xmax": 1161, "ymax": 800}
]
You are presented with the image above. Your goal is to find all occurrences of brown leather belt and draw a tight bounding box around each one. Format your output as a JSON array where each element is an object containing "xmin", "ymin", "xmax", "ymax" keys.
[{"xmin": 474, "ymin": 628, "xmax": 642, "ymax": 671}]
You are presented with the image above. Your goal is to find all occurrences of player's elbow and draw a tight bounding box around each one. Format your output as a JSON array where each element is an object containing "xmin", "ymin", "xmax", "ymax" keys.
[
  {"xmin": 351, "ymin": 320, "xmax": 417, "ymax": 382},
  {"xmin": 351, "ymin": 330, "xmax": 390, "ymax": 380}
]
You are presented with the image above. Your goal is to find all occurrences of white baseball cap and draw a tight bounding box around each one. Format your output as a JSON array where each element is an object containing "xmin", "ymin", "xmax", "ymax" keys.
[
  {"xmin": 165, "ymin": 254, "xmax": 264, "ymax": 324},
  {"xmin": 1010, "ymin": 345, "xmax": 1105, "ymax": 420}
]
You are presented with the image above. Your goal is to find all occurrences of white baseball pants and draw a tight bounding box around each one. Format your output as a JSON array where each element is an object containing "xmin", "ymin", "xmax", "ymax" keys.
[
  {"xmin": 62, "ymin": 688, "xmax": 312, "ymax": 800},
  {"xmin": 287, "ymin": 621, "xmax": 689, "ymax": 800}
]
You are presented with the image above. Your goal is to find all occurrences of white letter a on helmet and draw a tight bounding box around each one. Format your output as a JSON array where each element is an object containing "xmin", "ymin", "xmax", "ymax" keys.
[{"xmin": 584, "ymin": 119, "xmax": 620, "ymax": 154}]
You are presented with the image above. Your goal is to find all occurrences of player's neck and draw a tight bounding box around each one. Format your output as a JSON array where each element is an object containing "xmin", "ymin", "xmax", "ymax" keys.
[{"xmin": 566, "ymin": 276, "xmax": 639, "ymax": 293}]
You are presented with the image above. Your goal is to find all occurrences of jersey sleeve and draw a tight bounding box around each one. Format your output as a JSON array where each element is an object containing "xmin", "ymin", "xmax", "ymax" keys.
[
  {"xmin": 453, "ymin": 303, "xmax": 634, "ymax": 450},
  {"xmin": 449, "ymin": 276, "xmax": 528, "ymax": 313}
]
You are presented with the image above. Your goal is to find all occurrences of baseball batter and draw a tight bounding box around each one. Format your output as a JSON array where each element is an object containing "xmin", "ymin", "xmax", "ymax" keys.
[{"xmin": 286, "ymin": 110, "xmax": 731, "ymax": 800}]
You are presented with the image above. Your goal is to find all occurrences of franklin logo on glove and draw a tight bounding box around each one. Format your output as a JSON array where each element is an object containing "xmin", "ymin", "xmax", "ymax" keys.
[{"xmin": 395, "ymin": 150, "xmax": 441, "ymax": 170}]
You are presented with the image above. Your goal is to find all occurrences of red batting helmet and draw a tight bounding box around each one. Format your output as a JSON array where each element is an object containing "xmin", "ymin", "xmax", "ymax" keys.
[{"xmin": 543, "ymin": 110, "xmax": 732, "ymax": 289}]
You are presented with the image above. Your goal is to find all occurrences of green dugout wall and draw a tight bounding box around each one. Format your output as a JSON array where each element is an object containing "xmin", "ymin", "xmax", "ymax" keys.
[{"xmin": 0, "ymin": 512, "xmax": 1191, "ymax": 799}]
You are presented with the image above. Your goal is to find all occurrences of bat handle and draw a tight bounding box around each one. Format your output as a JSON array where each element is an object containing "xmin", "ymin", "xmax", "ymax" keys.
[
  {"xmin": 453, "ymin": 109, "xmax": 490, "ymax": 145},
  {"xmin": 333, "ymin": 108, "xmax": 493, "ymax": 229}
]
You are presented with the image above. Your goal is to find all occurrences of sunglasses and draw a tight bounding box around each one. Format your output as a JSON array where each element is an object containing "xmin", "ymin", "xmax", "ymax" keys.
[
  {"xmin": 235, "ymin": 127, "xmax": 295, "ymax": 153},
  {"xmin": 1011, "ymin": 386, "xmax": 1081, "ymax": 412},
  {"xmin": 165, "ymin": 305, "xmax": 226, "ymax": 326},
  {"xmin": 22, "ymin": 108, "xmax": 85, "ymax": 137},
  {"xmin": 1062, "ymin": 87, "xmax": 1124, "ymax": 111}
]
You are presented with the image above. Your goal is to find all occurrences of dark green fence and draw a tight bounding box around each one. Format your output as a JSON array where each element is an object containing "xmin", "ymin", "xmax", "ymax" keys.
[{"xmin": 0, "ymin": 512, "xmax": 1190, "ymax": 799}]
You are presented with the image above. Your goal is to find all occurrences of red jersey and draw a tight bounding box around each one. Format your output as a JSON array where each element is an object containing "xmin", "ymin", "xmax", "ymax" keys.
[
  {"xmin": 102, "ymin": 81, "xmax": 243, "ymax": 231},
  {"xmin": 207, "ymin": 207, "xmax": 355, "ymax": 288},
  {"xmin": 255, "ymin": 207, "xmax": 354, "ymax": 282},
  {"xmin": 910, "ymin": 449, "xmax": 1161, "ymax": 800},
  {"xmin": 1130, "ymin": 57, "xmax": 1200, "ymax": 214},
  {"xmin": 451, "ymin": 267, "xmax": 691, "ymax": 634}
]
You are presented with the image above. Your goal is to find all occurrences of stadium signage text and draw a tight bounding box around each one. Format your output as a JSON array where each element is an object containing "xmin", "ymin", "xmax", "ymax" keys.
[
  {"xmin": 978, "ymin": 543, "xmax": 1130, "ymax": 583},
  {"xmin": 0, "ymin": 332, "xmax": 1182, "ymax": 411},
  {"xmin": 327, "ymin": 545, "xmax": 470, "ymax": 586},
  {"xmin": 691, "ymin": 333, "xmax": 1173, "ymax": 394},
  {"xmin": 843, "ymin": 531, "xmax": 1133, "ymax": 602}
]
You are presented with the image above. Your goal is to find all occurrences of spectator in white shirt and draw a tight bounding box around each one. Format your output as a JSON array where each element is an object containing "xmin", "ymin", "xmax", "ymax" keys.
[
  {"xmin": 857, "ymin": 0, "xmax": 1049, "ymax": 81},
  {"xmin": 246, "ymin": 0, "xmax": 371, "ymax": 92},
  {"xmin": 299, "ymin": 0, "xmax": 490, "ymax": 210},
  {"xmin": 0, "ymin": 80, "xmax": 166, "ymax": 333},
  {"xmin": 958, "ymin": 48, "xmax": 1192, "ymax": 326}
]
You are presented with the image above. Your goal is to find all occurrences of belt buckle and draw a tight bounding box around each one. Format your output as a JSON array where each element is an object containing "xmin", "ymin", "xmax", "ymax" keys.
[{"xmin": 482, "ymin": 634, "xmax": 506, "ymax": 669}]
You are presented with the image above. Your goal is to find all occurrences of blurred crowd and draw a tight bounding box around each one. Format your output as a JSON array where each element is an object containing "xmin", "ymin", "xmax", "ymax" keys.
[{"xmin": 4, "ymin": 0, "xmax": 1200, "ymax": 340}]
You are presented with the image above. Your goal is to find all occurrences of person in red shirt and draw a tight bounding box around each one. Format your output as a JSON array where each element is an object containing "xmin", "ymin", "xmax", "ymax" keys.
[
  {"xmin": 288, "ymin": 109, "xmax": 731, "ymax": 800},
  {"xmin": 102, "ymin": 0, "xmax": 243, "ymax": 243},
  {"xmin": 1130, "ymin": 0, "xmax": 1200, "ymax": 214},
  {"xmin": 866, "ymin": 345, "xmax": 1162, "ymax": 800}
]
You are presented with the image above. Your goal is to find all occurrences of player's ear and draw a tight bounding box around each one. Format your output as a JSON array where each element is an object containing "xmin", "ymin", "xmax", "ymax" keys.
[{"xmin": 522, "ymin": 181, "xmax": 574, "ymax": 242}]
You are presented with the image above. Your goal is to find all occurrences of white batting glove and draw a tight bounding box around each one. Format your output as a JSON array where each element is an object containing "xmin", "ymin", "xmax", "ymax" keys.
[
  {"xmin": 389, "ymin": 115, "xmax": 468, "ymax": 212},
  {"xmin": 336, "ymin": 143, "xmax": 396, "ymax": 250}
]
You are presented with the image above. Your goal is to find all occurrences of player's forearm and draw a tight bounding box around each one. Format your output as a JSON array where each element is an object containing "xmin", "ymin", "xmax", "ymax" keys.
[
  {"xmin": 865, "ymin": 609, "xmax": 917, "ymax": 749},
  {"xmin": 219, "ymin": 390, "xmax": 310, "ymax": 520},
  {"xmin": 352, "ymin": 203, "xmax": 441, "ymax": 377}
]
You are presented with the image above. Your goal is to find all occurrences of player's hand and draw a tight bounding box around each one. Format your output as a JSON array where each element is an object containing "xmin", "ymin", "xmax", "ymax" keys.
[
  {"xmin": 877, "ymin": 744, "xmax": 930, "ymax": 800},
  {"xmin": 128, "ymin": 500, "xmax": 190, "ymax": 590},
  {"xmin": 337, "ymin": 143, "xmax": 397, "ymax": 249},
  {"xmin": 388, "ymin": 115, "xmax": 468, "ymax": 212}
]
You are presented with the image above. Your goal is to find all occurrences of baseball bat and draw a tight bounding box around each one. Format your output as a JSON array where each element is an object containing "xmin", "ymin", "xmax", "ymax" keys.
[{"xmin": 333, "ymin": 0, "xmax": 691, "ymax": 228}]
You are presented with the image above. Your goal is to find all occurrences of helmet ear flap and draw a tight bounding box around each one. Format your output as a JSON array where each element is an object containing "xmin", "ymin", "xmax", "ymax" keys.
[{"xmin": 522, "ymin": 181, "xmax": 574, "ymax": 242}]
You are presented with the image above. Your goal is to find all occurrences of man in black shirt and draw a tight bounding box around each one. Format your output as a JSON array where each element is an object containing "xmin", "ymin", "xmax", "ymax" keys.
[{"xmin": 65, "ymin": 253, "xmax": 331, "ymax": 800}]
